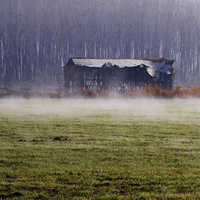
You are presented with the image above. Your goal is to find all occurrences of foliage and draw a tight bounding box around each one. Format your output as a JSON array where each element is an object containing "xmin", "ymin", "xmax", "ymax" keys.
[{"xmin": 2, "ymin": 85, "xmax": 200, "ymax": 98}]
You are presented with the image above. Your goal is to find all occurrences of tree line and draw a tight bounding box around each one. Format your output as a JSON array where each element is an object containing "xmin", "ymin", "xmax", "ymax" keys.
[{"xmin": 0, "ymin": 0, "xmax": 200, "ymax": 89}]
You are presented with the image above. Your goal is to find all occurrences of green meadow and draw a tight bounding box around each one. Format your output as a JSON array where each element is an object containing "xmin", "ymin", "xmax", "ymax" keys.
[{"xmin": 0, "ymin": 98, "xmax": 200, "ymax": 199}]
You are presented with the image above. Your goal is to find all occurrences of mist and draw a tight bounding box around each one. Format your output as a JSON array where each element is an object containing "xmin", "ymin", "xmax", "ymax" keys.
[
  {"xmin": 0, "ymin": 98, "xmax": 200, "ymax": 124},
  {"xmin": 1, "ymin": 0, "xmax": 200, "ymax": 89}
]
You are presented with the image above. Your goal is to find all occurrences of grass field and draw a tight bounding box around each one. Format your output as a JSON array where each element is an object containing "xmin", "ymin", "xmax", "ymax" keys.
[{"xmin": 0, "ymin": 98, "xmax": 200, "ymax": 199}]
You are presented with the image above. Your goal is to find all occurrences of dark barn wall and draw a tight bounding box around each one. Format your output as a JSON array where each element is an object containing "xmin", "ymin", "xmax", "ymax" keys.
[{"xmin": 64, "ymin": 65, "xmax": 173, "ymax": 92}]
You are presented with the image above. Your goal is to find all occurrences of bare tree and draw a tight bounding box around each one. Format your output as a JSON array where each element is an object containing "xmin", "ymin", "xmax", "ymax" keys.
[{"xmin": 0, "ymin": 0, "xmax": 200, "ymax": 88}]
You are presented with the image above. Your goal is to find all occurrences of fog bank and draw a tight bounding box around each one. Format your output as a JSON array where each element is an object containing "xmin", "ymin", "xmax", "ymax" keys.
[{"xmin": 0, "ymin": 98, "xmax": 199, "ymax": 124}]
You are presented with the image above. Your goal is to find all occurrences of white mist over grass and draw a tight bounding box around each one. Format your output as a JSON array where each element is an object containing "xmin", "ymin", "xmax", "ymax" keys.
[{"xmin": 0, "ymin": 98, "xmax": 200, "ymax": 124}]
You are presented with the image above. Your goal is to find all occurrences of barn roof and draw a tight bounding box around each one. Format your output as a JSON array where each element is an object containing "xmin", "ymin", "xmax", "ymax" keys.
[{"xmin": 66, "ymin": 58, "xmax": 174, "ymax": 77}]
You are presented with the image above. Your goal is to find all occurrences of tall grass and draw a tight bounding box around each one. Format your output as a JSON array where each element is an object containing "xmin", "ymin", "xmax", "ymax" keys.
[
  {"xmin": 1, "ymin": 85, "xmax": 200, "ymax": 98},
  {"xmin": 80, "ymin": 85, "xmax": 200, "ymax": 98}
]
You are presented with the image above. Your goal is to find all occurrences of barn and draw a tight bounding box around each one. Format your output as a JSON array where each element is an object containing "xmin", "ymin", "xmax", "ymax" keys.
[{"xmin": 63, "ymin": 57, "xmax": 175, "ymax": 92}]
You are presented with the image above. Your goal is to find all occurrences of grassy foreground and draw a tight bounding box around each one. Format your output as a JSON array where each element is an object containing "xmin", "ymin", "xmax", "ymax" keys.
[{"xmin": 0, "ymin": 99, "xmax": 200, "ymax": 199}]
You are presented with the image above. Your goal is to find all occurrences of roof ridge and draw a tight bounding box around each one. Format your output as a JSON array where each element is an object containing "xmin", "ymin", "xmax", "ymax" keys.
[{"xmin": 70, "ymin": 57, "xmax": 167, "ymax": 62}]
